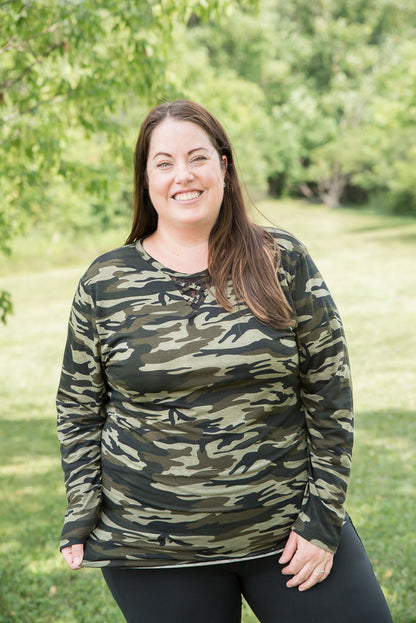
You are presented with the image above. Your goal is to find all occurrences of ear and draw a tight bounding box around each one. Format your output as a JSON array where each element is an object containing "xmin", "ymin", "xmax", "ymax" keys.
[{"xmin": 221, "ymin": 155, "xmax": 228, "ymax": 177}]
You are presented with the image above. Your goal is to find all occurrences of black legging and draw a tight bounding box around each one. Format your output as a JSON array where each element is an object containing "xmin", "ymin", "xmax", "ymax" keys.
[{"xmin": 101, "ymin": 516, "xmax": 393, "ymax": 623}]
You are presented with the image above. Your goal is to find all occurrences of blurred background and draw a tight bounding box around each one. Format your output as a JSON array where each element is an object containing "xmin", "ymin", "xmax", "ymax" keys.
[{"xmin": 1, "ymin": 1, "xmax": 415, "ymax": 621}]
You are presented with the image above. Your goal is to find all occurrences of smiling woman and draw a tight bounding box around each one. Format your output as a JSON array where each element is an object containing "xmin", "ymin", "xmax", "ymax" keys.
[
  {"xmin": 126, "ymin": 99, "xmax": 293, "ymax": 328},
  {"xmin": 57, "ymin": 100, "xmax": 393, "ymax": 623},
  {"xmin": 143, "ymin": 118, "xmax": 227, "ymax": 268}
]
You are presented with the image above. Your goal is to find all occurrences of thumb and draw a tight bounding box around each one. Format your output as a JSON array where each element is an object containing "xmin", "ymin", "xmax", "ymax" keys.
[
  {"xmin": 279, "ymin": 530, "xmax": 298, "ymax": 564},
  {"xmin": 71, "ymin": 543, "xmax": 84, "ymax": 568}
]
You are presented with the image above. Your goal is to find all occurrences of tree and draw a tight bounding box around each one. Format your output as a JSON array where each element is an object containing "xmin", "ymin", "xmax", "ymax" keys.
[
  {"xmin": 190, "ymin": 0, "xmax": 416, "ymax": 210},
  {"xmin": 0, "ymin": 0, "xmax": 255, "ymax": 322}
]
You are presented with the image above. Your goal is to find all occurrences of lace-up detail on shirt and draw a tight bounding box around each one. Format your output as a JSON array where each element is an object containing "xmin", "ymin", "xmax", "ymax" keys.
[{"xmin": 170, "ymin": 272, "xmax": 212, "ymax": 310}]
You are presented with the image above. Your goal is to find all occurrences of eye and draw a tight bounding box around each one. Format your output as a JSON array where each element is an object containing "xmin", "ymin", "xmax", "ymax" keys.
[
  {"xmin": 156, "ymin": 161, "xmax": 172, "ymax": 169},
  {"xmin": 191, "ymin": 155, "xmax": 207, "ymax": 164}
]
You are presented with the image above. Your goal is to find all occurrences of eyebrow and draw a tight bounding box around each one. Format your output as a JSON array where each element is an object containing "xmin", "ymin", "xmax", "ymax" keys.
[{"xmin": 152, "ymin": 147, "xmax": 210, "ymax": 160}]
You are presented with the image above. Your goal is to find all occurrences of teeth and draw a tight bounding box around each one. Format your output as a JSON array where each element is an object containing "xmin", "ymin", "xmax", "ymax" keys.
[{"xmin": 174, "ymin": 191, "xmax": 201, "ymax": 201}]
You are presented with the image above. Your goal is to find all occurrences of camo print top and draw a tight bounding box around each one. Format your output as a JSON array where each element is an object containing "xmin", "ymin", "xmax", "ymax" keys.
[{"xmin": 57, "ymin": 228, "xmax": 353, "ymax": 568}]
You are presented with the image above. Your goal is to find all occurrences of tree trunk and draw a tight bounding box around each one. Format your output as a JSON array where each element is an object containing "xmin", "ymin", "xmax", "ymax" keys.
[{"xmin": 318, "ymin": 162, "xmax": 348, "ymax": 208}]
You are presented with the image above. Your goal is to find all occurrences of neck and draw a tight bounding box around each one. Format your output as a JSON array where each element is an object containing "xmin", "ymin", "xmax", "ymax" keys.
[{"xmin": 143, "ymin": 226, "xmax": 210, "ymax": 273}]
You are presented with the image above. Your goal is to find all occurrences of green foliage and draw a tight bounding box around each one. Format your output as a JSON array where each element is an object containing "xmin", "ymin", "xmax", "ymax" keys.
[
  {"xmin": 0, "ymin": 0, "xmax": 257, "ymax": 321},
  {"xmin": 1, "ymin": 0, "xmax": 189, "ymax": 233},
  {"xmin": 0, "ymin": 289, "xmax": 12, "ymax": 324},
  {"xmin": 161, "ymin": 28, "xmax": 270, "ymax": 189},
  {"xmin": 189, "ymin": 0, "xmax": 416, "ymax": 211}
]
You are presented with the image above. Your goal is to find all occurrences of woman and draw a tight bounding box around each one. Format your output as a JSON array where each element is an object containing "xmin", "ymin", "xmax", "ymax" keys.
[{"xmin": 57, "ymin": 100, "xmax": 392, "ymax": 622}]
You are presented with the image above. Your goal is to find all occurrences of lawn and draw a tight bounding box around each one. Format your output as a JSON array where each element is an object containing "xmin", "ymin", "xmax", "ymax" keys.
[{"xmin": 0, "ymin": 200, "xmax": 415, "ymax": 622}]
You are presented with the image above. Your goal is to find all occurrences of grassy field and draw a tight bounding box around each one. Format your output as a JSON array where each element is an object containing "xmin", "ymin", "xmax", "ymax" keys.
[{"xmin": 0, "ymin": 200, "xmax": 415, "ymax": 622}]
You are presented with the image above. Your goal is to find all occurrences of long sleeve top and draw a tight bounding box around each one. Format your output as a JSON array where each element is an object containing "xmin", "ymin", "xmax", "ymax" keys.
[{"xmin": 57, "ymin": 228, "xmax": 353, "ymax": 568}]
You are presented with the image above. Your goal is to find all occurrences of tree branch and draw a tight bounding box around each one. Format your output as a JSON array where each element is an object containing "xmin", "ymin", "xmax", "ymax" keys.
[
  {"xmin": 0, "ymin": 14, "xmax": 74, "ymax": 55},
  {"xmin": 0, "ymin": 91, "xmax": 68, "ymax": 124},
  {"xmin": 0, "ymin": 41, "xmax": 65, "ymax": 89},
  {"xmin": 0, "ymin": 36, "xmax": 16, "ymax": 54}
]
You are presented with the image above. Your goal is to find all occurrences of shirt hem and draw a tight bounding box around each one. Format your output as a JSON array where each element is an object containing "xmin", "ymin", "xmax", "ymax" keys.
[{"xmin": 82, "ymin": 547, "xmax": 285, "ymax": 569}]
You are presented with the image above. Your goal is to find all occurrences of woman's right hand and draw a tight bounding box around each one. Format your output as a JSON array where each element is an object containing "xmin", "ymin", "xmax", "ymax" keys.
[{"xmin": 61, "ymin": 543, "xmax": 84, "ymax": 570}]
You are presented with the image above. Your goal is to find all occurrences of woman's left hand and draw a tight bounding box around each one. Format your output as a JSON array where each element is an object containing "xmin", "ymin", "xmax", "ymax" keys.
[{"xmin": 279, "ymin": 531, "xmax": 334, "ymax": 591}]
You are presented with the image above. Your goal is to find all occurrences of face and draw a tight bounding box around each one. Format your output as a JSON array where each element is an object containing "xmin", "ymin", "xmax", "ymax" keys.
[{"xmin": 146, "ymin": 118, "xmax": 227, "ymax": 234}]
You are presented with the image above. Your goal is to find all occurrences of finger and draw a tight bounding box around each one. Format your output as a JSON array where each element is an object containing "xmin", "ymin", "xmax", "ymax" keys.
[
  {"xmin": 281, "ymin": 540, "xmax": 333, "ymax": 577},
  {"xmin": 297, "ymin": 559, "xmax": 333, "ymax": 592},
  {"xmin": 280, "ymin": 548, "xmax": 310, "ymax": 576},
  {"xmin": 285, "ymin": 554, "xmax": 333, "ymax": 589},
  {"xmin": 279, "ymin": 530, "xmax": 297, "ymax": 565},
  {"xmin": 285, "ymin": 563, "xmax": 316, "ymax": 588},
  {"xmin": 71, "ymin": 543, "xmax": 84, "ymax": 568},
  {"xmin": 61, "ymin": 546, "xmax": 73, "ymax": 568},
  {"xmin": 61, "ymin": 544, "xmax": 84, "ymax": 570},
  {"xmin": 297, "ymin": 570, "xmax": 328, "ymax": 591}
]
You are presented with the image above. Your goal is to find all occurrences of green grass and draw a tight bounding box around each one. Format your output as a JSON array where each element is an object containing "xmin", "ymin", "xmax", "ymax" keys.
[{"xmin": 1, "ymin": 200, "xmax": 415, "ymax": 622}]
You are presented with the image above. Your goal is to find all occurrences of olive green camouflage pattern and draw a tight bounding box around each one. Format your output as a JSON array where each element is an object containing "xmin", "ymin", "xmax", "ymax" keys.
[{"xmin": 57, "ymin": 229, "xmax": 353, "ymax": 567}]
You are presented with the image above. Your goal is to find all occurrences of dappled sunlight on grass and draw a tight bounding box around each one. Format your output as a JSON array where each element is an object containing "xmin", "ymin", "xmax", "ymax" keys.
[
  {"xmin": 0, "ymin": 454, "xmax": 58, "ymax": 477},
  {"xmin": 348, "ymin": 405, "xmax": 415, "ymax": 619}
]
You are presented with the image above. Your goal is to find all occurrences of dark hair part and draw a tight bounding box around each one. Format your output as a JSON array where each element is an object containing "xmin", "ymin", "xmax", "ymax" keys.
[{"xmin": 126, "ymin": 99, "xmax": 293, "ymax": 329}]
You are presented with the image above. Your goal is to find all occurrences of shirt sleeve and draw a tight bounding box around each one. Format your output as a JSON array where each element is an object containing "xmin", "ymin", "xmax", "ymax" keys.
[
  {"xmin": 289, "ymin": 247, "xmax": 354, "ymax": 553},
  {"xmin": 56, "ymin": 277, "xmax": 107, "ymax": 550}
]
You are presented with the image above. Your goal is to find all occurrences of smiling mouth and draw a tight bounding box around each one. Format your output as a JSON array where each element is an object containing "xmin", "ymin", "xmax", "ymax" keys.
[{"xmin": 172, "ymin": 191, "xmax": 202, "ymax": 201}]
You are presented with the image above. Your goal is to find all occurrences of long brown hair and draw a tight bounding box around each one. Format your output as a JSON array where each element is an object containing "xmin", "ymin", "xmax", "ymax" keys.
[{"xmin": 126, "ymin": 100, "xmax": 293, "ymax": 329}]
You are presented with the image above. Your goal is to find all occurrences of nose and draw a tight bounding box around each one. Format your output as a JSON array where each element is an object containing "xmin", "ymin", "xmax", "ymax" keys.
[{"xmin": 175, "ymin": 161, "xmax": 194, "ymax": 185}]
